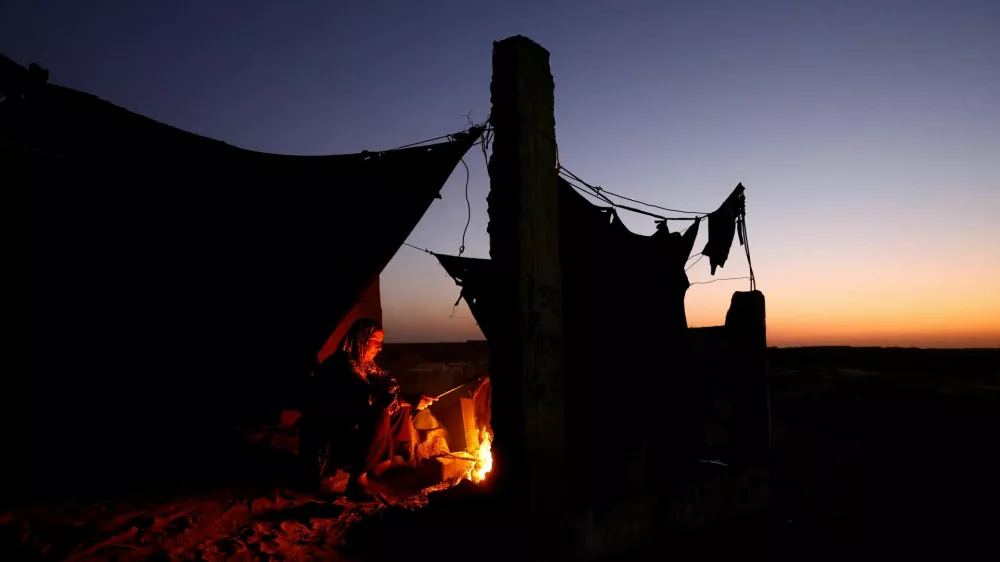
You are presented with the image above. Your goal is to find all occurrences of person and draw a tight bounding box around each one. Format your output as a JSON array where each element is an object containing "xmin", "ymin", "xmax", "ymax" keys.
[{"xmin": 298, "ymin": 318, "xmax": 436, "ymax": 500}]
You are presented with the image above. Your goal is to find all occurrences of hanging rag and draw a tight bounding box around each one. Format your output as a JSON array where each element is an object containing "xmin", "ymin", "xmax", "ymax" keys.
[{"xmin": 701, "ymin": 184, "xmax": 745, "ymax": 275}]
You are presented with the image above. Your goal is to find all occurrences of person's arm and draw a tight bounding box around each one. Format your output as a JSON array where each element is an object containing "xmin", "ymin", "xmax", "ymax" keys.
[{"xmin": 399, "ymin": 392, "xmax": 437, "ymax": 411}]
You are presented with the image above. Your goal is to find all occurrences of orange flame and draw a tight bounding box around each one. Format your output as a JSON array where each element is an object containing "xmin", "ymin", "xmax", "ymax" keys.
[{"xmin": 471, "ymin": 429, "xmax": 492, "ymax": 483}]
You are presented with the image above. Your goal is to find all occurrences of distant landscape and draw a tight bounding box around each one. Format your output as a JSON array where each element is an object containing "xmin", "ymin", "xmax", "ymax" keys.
[{"xmin": 763, "ymin": 345, "xmax": 998, "ymax": 557}]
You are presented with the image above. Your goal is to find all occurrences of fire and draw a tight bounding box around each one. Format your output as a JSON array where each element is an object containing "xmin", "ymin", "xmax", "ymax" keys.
[{"xmin": 471, "ymin": 429, "xmax": 493, "ymax": 483}]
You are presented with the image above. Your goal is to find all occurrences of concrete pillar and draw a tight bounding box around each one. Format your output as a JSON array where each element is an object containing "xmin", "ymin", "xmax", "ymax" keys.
[
  {"xmin": 725, "ymin": 290, "xmax": 770, "ymax": 463},
  {"xmin": 488, "ymin": 36, "xmax": 568, "ymax": 522}
]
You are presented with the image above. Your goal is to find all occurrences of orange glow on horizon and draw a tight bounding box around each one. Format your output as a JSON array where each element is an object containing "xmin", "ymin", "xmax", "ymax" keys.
[
  {"xmin": 382, "ymin": 294, "xmax": 999, "ymax": 349},
  {"xmin": 383, "ymin": 247, "xmax": 1000, "ymax": 350},
  {"xmin": 383, "ymin": 310, "xmax": 998, "ymax": 348}
]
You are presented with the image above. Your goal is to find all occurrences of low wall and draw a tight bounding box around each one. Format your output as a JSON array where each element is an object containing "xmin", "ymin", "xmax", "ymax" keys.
[{"xmin": 378, "ymin": 341, "xmax": 489, "ymax": 398}]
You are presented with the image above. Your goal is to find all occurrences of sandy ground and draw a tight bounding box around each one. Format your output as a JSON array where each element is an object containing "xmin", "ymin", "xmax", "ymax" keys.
[
  {"xmin": 12, "ymin": 487, "xmax": 354, "ymax": 560},
  {"xmin": 3, "ymin": 416, "xmax": 464, "ymax": 562},
  {"xmin": 4, "ymin": 462, "xmax": 461, "ymax": 561}
]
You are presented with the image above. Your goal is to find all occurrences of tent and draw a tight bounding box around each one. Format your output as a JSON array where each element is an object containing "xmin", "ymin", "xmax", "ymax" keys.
[{"xmin": 6, "ymin": 55, "xmax": 480, "ymax": 485}]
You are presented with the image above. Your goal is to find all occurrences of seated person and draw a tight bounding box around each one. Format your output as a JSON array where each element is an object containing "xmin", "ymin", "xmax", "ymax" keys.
[{"xmin": 299, "ymin": 318, "xmax": 435, "ymax": 500}]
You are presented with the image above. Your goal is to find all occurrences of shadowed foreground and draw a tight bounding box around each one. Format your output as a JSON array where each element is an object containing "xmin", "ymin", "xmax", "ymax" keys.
[{"xmin": 4, "ymin": 347, "xmax": 998, "ymax": 560}]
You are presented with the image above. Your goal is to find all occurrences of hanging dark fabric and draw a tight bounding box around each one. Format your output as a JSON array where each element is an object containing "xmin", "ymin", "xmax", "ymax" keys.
[
  {"xmin": 701, "ymin": 183, "xmax": 746, "ymax": 275},
  {"xmin": 435, "ymin": 254, "xmax": 497, "ymax": 341},
  {"xmin": 438, "ymin": 174, "xmax": 713, "ymax": 509}
]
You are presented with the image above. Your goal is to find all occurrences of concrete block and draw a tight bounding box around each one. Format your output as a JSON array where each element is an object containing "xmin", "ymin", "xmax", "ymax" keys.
[
  {"xmin": 433, "ymin": 396, "xmax": 479, "ymax": 452},
  {"xmin": 430, "ymin": 455, "xmax": 475, "ymax": 482}
]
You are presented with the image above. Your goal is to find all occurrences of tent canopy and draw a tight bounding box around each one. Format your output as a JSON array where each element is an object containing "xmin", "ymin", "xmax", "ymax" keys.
[{"xmin": 11, "ymin": 56, "xmax": 479, "ymax": 477}]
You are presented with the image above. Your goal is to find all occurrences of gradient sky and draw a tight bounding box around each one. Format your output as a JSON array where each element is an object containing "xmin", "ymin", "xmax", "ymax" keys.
[{"xmin": 6, "ymin": 1, "xmax": 998, "ymax": 347}]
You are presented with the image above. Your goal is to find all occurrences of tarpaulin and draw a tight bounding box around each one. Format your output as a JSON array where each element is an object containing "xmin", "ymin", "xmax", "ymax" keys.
[{"xmin": 9, "ymin": 55, "xmax": 479, "ymax": 488}]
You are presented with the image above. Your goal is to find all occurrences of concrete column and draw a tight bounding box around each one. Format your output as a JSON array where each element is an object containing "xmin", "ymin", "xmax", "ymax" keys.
[
  {"xmin": 725, "ymin": 290, "xmax": 770, "ymax": 463},
  {"xmin": 488, "ymin": 35, "xmax": 568, "ymax": 520}
]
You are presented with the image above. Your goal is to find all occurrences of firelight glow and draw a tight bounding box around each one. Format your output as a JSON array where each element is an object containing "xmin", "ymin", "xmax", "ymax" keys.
[
  {"xmin": 6, "ymin": 1, "xmax": 997, "ymax": 348},
  {"xmin": 471, "ymin": 430, "xmax": 493, "ymax": 484}
]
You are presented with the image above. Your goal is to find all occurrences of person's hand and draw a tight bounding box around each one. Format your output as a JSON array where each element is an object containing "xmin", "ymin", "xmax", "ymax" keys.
[{"xmin": 416, "ymin": 394, "xmax": 437, "ymax": 411}]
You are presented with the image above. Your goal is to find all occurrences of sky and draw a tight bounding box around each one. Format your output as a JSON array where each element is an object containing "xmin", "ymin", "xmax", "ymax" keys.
[{"xmin": 5, "ymin": 0, "xmax": 998, "ymax": 348}]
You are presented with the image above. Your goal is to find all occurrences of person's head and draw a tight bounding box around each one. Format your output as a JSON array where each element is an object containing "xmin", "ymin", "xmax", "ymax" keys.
[{"xmin": 339, "ymin": 318, "xmax": 384, "ymax": 365}]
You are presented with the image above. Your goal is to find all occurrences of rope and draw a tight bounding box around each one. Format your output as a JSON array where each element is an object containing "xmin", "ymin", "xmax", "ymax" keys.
[
  {"xmin": 402, "ymin": 242, "xmax": 434, "ymax": 255},
  {"xmin": 401, "ymin": 242, "xmax": 463, "ymax": 318},
  {"xmin": 559, "ymin": 168, "xmax": 702, "ymax": 222},
  {"xmin": 558, "ymin": 164, "xmax": 710, "ymax": 215},
  {"xmin": 381, "ymin": 120, "xmax": 493, "ymax": 153},
  {"xmin": 679, "ymin": 219, "xmax": 700, "ymax": 235},
  {"xmin": 562, "ymin": 172, "xmax": 694, "ymax": 222},
  {"xmin": 602, "ymin": 188, "xmax": 708, "ymax": 215},
  {"xmin": 741, "ymin": 213, "xmax": 756, "ymax": 291},
  {"xmin": 689, "ymin": 276, "xmax": 751, "ymax": 286},
  {"xmin": 384, "ymin": 133, "xmax": 455, "ymax": 152},
  {"xmin": 685, "ymin": 254, "xmax": 704, "ymax": 272},
  {"xmin": 564, "ymin": 176, "xmax": 616, "ymax": 205},
  {"xmin": 559, "ymin": 167, "xmax": 616, "ymax": 207},
  {"xmin": 480, "ymin": 126, "xmax": 493, "ymax": 172},
  {"xmin": 458, "ymin": 157, "xmax": 470, "ymax": 256}
]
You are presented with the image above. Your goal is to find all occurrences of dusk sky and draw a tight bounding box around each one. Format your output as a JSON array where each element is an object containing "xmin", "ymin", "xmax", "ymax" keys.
[{"xmin": 7, "ymin": 1, "xmax": 998, "ymax": 348}]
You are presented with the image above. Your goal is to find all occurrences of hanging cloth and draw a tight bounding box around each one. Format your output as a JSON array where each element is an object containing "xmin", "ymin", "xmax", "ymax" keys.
[{"xmin": 701, "ymin": 183, "xmax": 746, "ymax": 275}]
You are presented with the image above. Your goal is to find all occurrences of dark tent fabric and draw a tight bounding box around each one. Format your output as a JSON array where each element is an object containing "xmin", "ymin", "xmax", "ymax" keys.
[
  {"xmin": 439, "ymin": 177, "xmax": 731, "ymax": 509},
  {"xmin": 11, "ymin": 56, "xmax": 480, "ymax": 492},
  {"xmin": 438, "ymin": 176, "xmax": 702, "ymax": 339},
  {"xmin": 434, "ymin": 254, "xmax": 499, "ymax": 342},
  {"xmin": 317, "ymin": 277, "xmax": 384, "ymax": 365}
]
